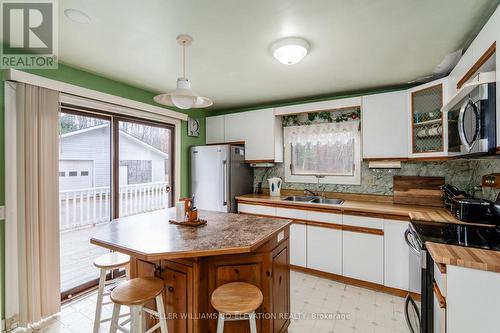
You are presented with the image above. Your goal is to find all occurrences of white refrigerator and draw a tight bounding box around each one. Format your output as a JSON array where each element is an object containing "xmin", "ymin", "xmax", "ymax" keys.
[{"xmin": 190, "ymin": 145, "xmax": 253, "ymax": 212}]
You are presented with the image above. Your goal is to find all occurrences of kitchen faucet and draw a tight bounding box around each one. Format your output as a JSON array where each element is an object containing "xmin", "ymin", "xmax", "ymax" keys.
[{"xmin": 304, "ymin": 189, "xmax": 319, "ymax": 197}]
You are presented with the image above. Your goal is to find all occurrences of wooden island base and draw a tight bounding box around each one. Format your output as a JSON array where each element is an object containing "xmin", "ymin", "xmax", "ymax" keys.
[{"xmin": 129, "ymin": 236, "xmax": 290, "ymax": 333}]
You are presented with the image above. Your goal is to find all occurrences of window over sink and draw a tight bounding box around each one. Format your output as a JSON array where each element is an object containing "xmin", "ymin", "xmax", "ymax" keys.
[{"xmin": 284, "ymin": 120, "xmax": 361, "ymax": 185}]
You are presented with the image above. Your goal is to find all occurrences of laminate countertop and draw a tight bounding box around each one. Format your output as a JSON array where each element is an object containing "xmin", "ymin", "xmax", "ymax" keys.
[
  {"xmin": 90, "ymin": 208, "xmax": 291, "ymax": 261},
  {"xmin": 236, "ymin": 193, "xmax": 464, "ymax": 222}
]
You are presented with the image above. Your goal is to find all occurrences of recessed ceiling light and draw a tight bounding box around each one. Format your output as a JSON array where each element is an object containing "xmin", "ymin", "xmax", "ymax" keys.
[
  {"xmin": 64, "ymin": 9, "xmax": 91, "ymax": 24},
  {"xmin": 271, "ymin": 37, "xmax": 310, "ymax": 65}
]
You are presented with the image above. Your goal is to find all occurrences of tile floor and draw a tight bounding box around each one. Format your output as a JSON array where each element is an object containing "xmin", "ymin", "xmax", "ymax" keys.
[{"xmin": 33, "ymin": 270, "xmax": 410, "ymax": 333}]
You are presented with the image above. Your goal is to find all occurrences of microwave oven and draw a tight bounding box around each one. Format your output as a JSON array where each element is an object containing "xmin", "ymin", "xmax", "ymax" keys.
[{"xmin": 447, "ymin": 82, "xmax": 496, "ymax": 156}]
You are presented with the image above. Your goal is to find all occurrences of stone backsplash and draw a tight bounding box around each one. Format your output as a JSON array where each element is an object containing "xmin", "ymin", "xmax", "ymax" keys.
[{"xmin": 253, "ymin": 158, "xmax": 500, "ymax": 201}]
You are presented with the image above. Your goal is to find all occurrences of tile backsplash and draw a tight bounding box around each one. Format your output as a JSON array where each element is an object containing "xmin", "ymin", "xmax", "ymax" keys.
[{"xmin": 253, "ymin": 158, "xmax": 500, "ymax": 201}]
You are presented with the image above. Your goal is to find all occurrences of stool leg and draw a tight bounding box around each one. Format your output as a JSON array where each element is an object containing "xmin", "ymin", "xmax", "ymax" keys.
[
  {"xmin": 249, "ymin": 312, "xmax": 257, "ymax": 333},
  {"xmin": 130, "ymin": 305, "xmax": 143, "ymax": 333},
  {"xmin": 109, "ymin": 303, "xmax": 121, "ymax": 333},
  {"xmin": 216, "ymin": 313, "xmax": 225, "ymax": 333},
  {"xmin": 155, "ymin": 294, "xmax": 169, "ymax": 333},
  {"xmin": 93, "ymin": 268, "xmax": 107, "ymax": 333}
]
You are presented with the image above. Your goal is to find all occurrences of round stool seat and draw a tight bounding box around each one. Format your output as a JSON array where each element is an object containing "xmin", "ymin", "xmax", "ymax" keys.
[
  {"xmin": 111, "ymin": 277, "xmax": 164, "ymax": 306},
  {"xmin": 211, "ymin": 282, "xmax": 263, "ymax": 315},
  {"xmin": 93, "ymin": 252, "xmax": 130, "ymax": 269}
]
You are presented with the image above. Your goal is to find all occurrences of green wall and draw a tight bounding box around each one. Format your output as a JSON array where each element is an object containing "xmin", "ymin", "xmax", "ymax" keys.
[{"xmin": 0, "ymin": 64, "xmax": 207, "ymax": 319}]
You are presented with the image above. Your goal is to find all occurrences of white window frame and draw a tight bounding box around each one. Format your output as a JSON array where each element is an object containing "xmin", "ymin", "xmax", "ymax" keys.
[{"xmin": 283, "ymin": 121, "xmax": 361, "ymax": 185}]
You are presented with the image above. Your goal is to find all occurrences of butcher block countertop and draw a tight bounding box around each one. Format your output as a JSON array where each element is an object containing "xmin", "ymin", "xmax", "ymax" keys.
[
  {"xmin": 236, "ymin": 193, "xmax": 462, "ymax": 222},
  {"xmin": 427, "ymin": 242, "xmax": 500, "ymax": 273},
  {"xmin": 91, "ymin": 208, "xmax": 291, "ymax": 261}
]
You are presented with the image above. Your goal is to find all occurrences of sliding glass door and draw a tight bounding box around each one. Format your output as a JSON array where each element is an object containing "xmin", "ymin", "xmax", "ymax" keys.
[
  {"xmin": 59, "ymin": 110, "xmax": 175, "ymax": 300},
  {"xmin": 59, "ymin": 111, "xmax": 112, "ymax": 297},
  {"xmin": 117, "ymin": 119, "xmax": 174, "ymax": 217}
]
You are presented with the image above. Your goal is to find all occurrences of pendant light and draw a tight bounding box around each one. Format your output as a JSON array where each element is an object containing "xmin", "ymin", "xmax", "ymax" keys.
[{"xmin": 154, "ymin": 35, "xmax": 213, "ymax": 109}]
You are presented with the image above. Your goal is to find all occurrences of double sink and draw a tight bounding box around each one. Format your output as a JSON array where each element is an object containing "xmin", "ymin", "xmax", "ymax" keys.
[{"xmin": 283, "ymin": 196, "xmax": 344, "ymax": 205}]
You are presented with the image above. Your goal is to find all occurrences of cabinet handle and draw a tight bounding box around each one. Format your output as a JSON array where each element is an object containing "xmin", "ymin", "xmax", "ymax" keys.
[
  {"xmin": 168, "ymin": 286, "xmax": 174, "ymax": 293},
  {"xmin": 266, "ymin": 271, "xmax": 271, "ymax": 277},
  {"xmin": 279, "ymin": 276, "xmax": 282, "ymax": 284},
  {"xmin": 234, "ymin": 268, "xmax": 239, "ymax": 275}
]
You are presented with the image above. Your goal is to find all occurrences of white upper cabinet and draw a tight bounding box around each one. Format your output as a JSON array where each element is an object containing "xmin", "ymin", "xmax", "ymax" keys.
[
  {"xmin": 205, "ymin": 115, "xmax": 225, "ymax": 144},
  {"xmin": 407, "ymin": 77, "xmax": 452, "ymax": 158},
  {"xmin": 362, "ymin": 91, "xmax": 408, "ymax": 159},
  {"xmin": 206, "ymin": 108, "xmax": 283, "ymax": 162}
]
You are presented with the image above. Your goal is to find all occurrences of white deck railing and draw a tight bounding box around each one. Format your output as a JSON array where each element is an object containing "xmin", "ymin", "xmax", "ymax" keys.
[{"xmin": 59, "ymin": 182, "xmax": 170, "ymax": 231}]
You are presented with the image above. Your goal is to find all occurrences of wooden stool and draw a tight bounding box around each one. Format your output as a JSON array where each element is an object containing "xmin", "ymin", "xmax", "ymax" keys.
[
  {"xmin": 109, "ymin": 277, "xmax": 168, "ymax": 333},
  {"xmin": 211, "ymin": 282, "xmax": 263, "ymax": 333},
  {"xmin": 93, "ymin": 252, "xmax": 130, "ymax": 333}
]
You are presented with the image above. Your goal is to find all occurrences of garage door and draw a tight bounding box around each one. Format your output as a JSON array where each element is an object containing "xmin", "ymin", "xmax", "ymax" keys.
[{"xmin": 59, "ymin": 160, "xmax": 94, "ymax": 191}]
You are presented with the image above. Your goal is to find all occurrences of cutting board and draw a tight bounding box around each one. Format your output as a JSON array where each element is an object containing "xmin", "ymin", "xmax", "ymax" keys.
[{"xmin": 393, "ymin": 176, "xmax": 445, "ymax": 207}]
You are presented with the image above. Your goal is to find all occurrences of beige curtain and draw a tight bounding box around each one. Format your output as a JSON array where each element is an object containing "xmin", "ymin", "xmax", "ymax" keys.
[{"xmin": 16, "ymin": 83, "xmax": 61, "ymax": 326}]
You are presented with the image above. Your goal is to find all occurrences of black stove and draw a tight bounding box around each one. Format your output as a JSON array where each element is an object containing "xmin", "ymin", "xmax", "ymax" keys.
[{"xmin": 410, "ymin": 220, "xmax": 500, "ymax": 251}]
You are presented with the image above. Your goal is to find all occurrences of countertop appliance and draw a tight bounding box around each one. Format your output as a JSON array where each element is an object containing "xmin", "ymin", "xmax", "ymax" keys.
[
  {"xmin": 190, "ymin": 144, "xmax": 252, "ymax": 213},
  {"xmin": 446, "ymin": 80, "xmax": 496, "ymax": 156},
  {"xmin": 441, "ymin": 184, "xmax": 497, "ymax": 225}
]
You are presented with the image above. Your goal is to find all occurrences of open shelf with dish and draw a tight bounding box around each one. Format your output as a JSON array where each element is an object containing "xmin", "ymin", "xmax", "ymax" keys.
[{"xmin": 411, "ymin": 84, "xmax": 444, "ymax": 154}]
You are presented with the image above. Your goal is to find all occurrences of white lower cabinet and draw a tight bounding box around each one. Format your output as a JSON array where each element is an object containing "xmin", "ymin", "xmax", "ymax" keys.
[
  {"xmin": 342, "ymin": 231, "xmax": 384, "ymax": 284},
  {"xmin": 307, "ymin": 225, "xmax": 342, "ymax": 275},
  {"xmin": 238, "ymin": 203, "xmax": 276, "ymax": 216},
  {"xmin": 383, "ymin": 220, "xmax": 409, "ymax": 290},
  {"xmin": 433, "ymin": 285, "xmax": 446, "ymax": 333},
  {"xmin": 289, "ymin": 223, "xmax": 307, "ymax": 267}
]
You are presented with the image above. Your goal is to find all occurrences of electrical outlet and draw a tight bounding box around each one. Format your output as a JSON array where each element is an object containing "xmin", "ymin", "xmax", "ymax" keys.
[
  {"xmin": 367, "ymin": 175, "xmax": 376, "ymax": 186},
  {"xmin": 482, "ymin": 173, "xmax": 500, "ymax": 189},
  {"xmin": 0, "ymin": 206, "xmax": 4, "ymax": 220}
]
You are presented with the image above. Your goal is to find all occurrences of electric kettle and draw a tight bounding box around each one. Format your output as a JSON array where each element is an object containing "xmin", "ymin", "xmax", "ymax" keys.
[{"xmin": 268, "ymin": 177, "xmax": 282, "ymax": 197}]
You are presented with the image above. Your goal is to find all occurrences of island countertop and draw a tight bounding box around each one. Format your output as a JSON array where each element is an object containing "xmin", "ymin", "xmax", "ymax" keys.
[{"xmin": 90, "ymin": 208, "xmax": 291, "ymax": 261}]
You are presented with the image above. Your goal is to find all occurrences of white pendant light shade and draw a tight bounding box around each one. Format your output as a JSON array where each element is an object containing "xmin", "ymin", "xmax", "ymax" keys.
[
  {"xmin": 154, "ymin": 78, "xmax": 212, "ymax": 109},
  {"xmin": 271, "ymin": 37, "xmax": 310, "ymax": 65},
  {"xmin": 154, "ymin": 35, "xmax": 213, "ymax": 109}
]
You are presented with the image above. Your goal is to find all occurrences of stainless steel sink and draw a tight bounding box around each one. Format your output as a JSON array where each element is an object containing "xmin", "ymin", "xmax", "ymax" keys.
[
  {"xmin": 310, "ymin": 197, "xmax": 344, "ymax": 205},
  {"xmin": 282, "ymin": 196, "xmax": 344, "ymax": 205},
  {"xmin": 283, "ymin": 196, "xmax": 316, "ymax": 202}
]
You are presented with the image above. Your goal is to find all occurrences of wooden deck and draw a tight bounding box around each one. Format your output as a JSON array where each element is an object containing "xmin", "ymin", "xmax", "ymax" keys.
[{"xmin": 60, "ymin": 223, "xmax": 112, "ymax": 292}]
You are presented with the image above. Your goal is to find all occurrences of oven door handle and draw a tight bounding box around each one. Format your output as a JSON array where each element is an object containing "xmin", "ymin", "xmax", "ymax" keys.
[{"xmin": 405, "ymin": 229, "xmax": 421, "ymax": 256}]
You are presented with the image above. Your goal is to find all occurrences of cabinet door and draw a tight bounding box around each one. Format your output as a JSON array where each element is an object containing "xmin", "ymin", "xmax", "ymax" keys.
[
  {"xmin": 238, "ymin": 203, "xmax": 276, "ymax": 216},
  {"xmin": 343, "ymin": 231, "xmax": 383, "ymax": 284},
  {"xmin": 307, "ymin": 225, "xmax": 342, "ymax": 275},
  {"xmin": 433, "ymin": 284, "xmax": 446, "ymax": 333},
  {"xmin": 162, "ymin": 265, "xmax": 190, "ymax": 333},
  {"xmin": 225, "ymin": 108, "xmax": 278, "ymax": 161},
  {"xmin": 362, "ymin": 91, "xmax": 408, "ymax": 159},
  {"xmin": 242, "ymin": 109, "xmax": 277, "ymax": 161},
  {"xmin": 272, "ymin": 246, "xmax": 290, "ymax": 333},
  {"xmin": 383, "ymin": 220, "xmax": 409, "ymax": 290},
  {"xmin": 206, "ymin": 115, "xmax": 225, "ymax": 144},
  {"xmin": 289, "ymin": 223, "xmax": 306, "ymax": 267}
]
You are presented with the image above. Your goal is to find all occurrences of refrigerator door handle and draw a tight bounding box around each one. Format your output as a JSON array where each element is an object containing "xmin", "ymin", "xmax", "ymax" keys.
[{"xmin": 222, "ymin": 159, "xmax": 228, "ymax": 206}]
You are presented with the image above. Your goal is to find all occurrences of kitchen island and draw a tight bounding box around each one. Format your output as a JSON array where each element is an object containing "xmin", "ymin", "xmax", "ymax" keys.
[{"xmin": 90, "ymin": 208, "xmax": 291, "ymax": 333}]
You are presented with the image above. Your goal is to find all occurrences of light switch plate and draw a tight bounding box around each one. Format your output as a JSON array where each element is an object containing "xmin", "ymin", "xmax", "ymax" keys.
[{"xmin": 0, "ymin": 206, "xmax": 5, "ymax": 220}]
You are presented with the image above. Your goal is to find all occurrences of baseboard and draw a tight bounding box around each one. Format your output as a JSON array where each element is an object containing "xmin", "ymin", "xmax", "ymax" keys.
[{"xmin": 290, "ymin": 265, "xmax": 421, "ymax": 301}]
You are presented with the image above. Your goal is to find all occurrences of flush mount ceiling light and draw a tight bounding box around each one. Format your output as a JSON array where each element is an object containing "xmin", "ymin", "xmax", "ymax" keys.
[
  {"xmin": 271, "ymin": 37, "xmax": 310, "ymax": 65},
  {"xmin": 64, "ymin": 8, "xmax": 91, "ymax": 24},
  {"xmin": 154, "ymin": 35, "xmax": 213, "ymax": 110}
]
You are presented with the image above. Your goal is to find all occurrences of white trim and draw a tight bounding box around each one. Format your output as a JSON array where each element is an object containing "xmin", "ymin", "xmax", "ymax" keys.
[
  {"xmin": 4, "ymin": 69, "xmax": 188, "ymax": 121},
  {"xmin": 274, "ymin": 97, "xmax": 362, "ymax": 116}
]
